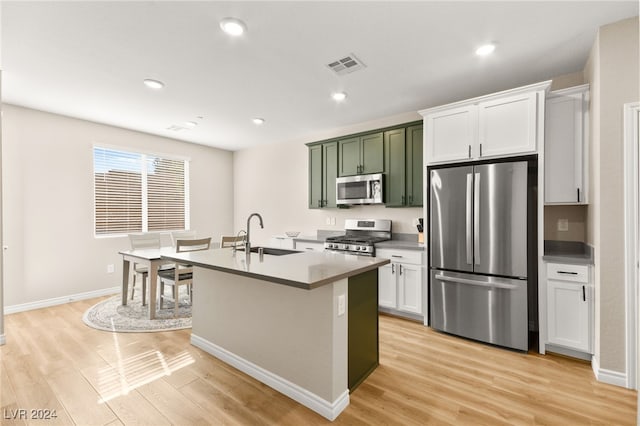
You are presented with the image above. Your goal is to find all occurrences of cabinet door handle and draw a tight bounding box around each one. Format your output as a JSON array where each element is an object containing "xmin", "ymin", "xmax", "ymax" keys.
[
  {"xmin": 391, "ymin": 264, "xmax": 395, "ymax": 274},
  {"xmin": 577, "ymin": 188, "xmax": 581, "ymax": 203},
  {"xmin": 323, "ymin": 199, "xmax": 327, "ymax": 207},
  {"xmin": 582, "ymin": 285, "xmax": 586, "ymax": 301},
  {"xmin": 557, "ymin": 271, "xmax": 578, "ymax": 275},
  {"xmin": 391, "ymin": 255, "xmax": 403, "ymax": 258},
  {"xmin": 318, "ymin": 199, "xmax": 322, "ymax": 207},
  {"xmin": 408, "ymin": 195, "xmax": 413, "ymax": 205},
  {"xmin": 399, "ymin": 264, "xmax": 403, "ymax": 275},
  {"xmin": 401, "ymin": 195, "xmax": 405, "ymax": 205},
  {"xmin": 479, "ymin": 143, "xmax": 483, "ymax": 157},
  {"xmin": 468, "ymin": 145, "xmax": 471, "ymax": 158}
]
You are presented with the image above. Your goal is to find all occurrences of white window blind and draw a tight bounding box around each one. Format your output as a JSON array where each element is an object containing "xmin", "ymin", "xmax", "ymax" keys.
[{"xmin": 94, "ymin": 147, "xmax": 188, "ymax": 236}]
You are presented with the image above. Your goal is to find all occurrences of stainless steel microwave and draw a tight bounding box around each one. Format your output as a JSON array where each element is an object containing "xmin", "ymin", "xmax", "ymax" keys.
[{"xmin": 336, "ymin": 173, "xmax": 384, "ymax": 205}]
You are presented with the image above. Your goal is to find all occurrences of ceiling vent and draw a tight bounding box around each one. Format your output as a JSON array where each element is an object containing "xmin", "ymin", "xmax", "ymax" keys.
[{"xmin": 326, "ymin": 54, "xmax": 366, "ymax": 76}]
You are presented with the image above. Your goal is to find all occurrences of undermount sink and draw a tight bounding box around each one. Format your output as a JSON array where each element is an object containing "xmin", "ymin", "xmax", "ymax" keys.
[{"xmin": 239, "ymin": 247, "xmax": 300, "ymax": 256}]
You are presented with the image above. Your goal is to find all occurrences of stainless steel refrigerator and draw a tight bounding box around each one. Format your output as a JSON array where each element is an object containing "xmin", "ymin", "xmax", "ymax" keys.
[{"xmin": 429, "ymin": 160, "xmax": 530, "ymax": 351}]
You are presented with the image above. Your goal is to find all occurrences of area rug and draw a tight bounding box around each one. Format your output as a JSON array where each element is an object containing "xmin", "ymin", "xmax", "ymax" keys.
[{"xmin": 83, "ymin": 288, "xmax": 192, "ymax": 333}]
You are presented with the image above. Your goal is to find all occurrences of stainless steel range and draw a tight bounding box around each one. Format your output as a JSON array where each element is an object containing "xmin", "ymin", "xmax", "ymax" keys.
[{"xmin": 324, "ymin": 219, "xmax": 391, "ymax": 256}]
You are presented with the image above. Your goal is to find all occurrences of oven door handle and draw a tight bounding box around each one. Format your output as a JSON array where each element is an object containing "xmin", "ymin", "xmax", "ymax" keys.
[{"xmin": 434, "ymin": 273, "xmax": 518, "ymax": 290}]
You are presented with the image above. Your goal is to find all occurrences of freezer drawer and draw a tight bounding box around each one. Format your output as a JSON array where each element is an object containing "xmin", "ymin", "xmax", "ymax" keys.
[{"xmin": 430, "ymin": 270, "xmax": 528, "ymax": 351}]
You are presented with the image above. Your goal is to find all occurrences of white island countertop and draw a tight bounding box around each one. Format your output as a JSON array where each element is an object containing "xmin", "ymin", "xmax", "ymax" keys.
[{"xmin": 161, "ymin": 248, "xmax": 390, "ymax": 290}]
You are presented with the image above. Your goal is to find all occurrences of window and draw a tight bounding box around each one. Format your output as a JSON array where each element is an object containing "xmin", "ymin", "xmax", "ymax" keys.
[{"xmin": 94, "ymin": 147, "xmax": 189, "ymax": 236}]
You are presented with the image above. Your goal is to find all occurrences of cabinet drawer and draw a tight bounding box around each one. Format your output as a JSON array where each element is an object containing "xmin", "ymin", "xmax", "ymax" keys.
[
  {"xmin": 547, "ymin": 263, "xmax": 589, "ymax": 283},
  {"xmin": 294, "ymin": 241, "xmax": 324, "ymax": 252},
  {"xmin": 376, "ymin": 248, "xmax": 423, "ymax": 265}
]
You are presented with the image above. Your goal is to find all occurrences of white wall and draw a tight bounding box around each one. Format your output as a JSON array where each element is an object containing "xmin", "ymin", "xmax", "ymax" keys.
[
  {"xmin": 1, "ymin": 105, "xmax": 234, "ymax": 308},
  {"xmin": 233, "ymin": 111, "xmax": 424, "ymax": 244},
  {"xmin": 585, "ymin": 16, "xmax": 640, "ymax": 374}
]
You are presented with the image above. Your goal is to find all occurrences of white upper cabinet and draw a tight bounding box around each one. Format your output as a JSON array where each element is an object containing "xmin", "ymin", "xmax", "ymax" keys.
[
  {"xmin": 478, "ymin": 91, "xmax": 538, "ymax": 158},
  {"xmin": 425, "ymin": 105, "xmax": 476, "ymax": 163},
  {"xmin": 420, "ymin": 81, "xmax": 550, "ymax": 165},
  {"xmin": 544, "ymin": 84, "xmax": 589, "ymax": 204}
]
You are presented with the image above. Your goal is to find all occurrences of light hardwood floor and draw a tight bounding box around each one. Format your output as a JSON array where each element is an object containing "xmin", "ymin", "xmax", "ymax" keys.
[{"xmin": 0, "ymin": 296, "xmax": 636, "ymax": 425}]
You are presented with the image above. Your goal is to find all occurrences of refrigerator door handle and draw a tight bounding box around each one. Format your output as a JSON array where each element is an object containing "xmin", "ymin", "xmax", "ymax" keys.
[
  {"xmin": 435, "ymin": 273, "xmax": 518, "ymax": 290},
  {"xmin": 466, "ymin": 173, "xmax": 473, "ymax": 265},
  {"xmin": 474, "ymin": 172, "xmax": 480, "ymax": 265}
]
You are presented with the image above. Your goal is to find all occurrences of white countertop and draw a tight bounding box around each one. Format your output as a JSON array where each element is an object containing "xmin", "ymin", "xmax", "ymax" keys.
[{"xmin": 161, "ymin": 248, "xmax": 390, "ymax": 290}]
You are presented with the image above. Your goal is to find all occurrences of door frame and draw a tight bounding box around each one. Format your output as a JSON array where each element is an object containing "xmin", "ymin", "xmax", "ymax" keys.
[{"xmin": 623, "ymin": 102, "xmax": 640, "ymax": 390}]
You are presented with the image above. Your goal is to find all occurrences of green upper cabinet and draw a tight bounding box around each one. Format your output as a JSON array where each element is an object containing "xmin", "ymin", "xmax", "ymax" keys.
[
  {"xmin": 338, "ymin": 136, "xmax": 360, "ymax": 177},
  {"xmin": 322, "ymin": 141, "xmax": 338, "ymax": 208},
  {"xmin": 308, "ymin": 121, "xmax": 421, "ymax": 209},
  {"xmin": 383, "ymin": 124, "xmax": 423, "ymax": 208},
  {"xmin": 338, "ymin": 132, "xmax": 383, "ymax": 177},
  {"xmin": 406, "ymin": 125, "xmax": 424, "ymax": 207},
  {"xmin": 308, "ymin": 141, "xmax": 338, "ymax": 209},
  {"xmin": 308, "ymin": 144, "xmax": 323, "ymax": 209},
  {"xmin": 384, "ymin": 128, "xmax": 406, "ymax": 207},
  {"xmin": 360, "ymin": 133, "xmax": 384, "ymax": 174}
]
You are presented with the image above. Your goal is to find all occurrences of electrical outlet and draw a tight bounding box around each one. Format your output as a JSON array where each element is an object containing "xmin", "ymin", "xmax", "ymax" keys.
[
  {"xmin": 337, "ymin": 294, "xmax": 346, "ymax": 316},
  {"xmin": 331, "ymin": 217, "xmax": 336, "ymax": 225},
  {"xmin": 326, "ymin": 216, "xmax": 331, "ymax": 225},
  {"xmin": 107, "ymin": 264, "xmax": 115, "ymax": 273},
  {"xmin": 557, "ymin": 218, "xmax": 569, "ymax": 232}
]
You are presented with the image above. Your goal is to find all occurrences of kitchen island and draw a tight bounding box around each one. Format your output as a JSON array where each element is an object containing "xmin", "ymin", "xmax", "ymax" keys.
[{"xmin": 161, "ymin": 248, "xmax": 389, "ymax": 421}]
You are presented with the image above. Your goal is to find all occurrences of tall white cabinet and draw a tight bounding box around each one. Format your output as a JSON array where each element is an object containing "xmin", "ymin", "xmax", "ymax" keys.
[{"xmin": 544, "ymin": 84, "xmax": 589, "ymax": 204}]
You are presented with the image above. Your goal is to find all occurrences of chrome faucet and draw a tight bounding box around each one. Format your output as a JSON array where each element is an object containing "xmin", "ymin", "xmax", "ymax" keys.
[{"xmin": 245, "ymin": 213, "xmax": 264, "ymax": 253}]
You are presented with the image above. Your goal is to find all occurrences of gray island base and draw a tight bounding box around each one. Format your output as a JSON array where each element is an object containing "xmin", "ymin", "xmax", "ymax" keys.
[{"xmin": 161, "ymin": 249, "xmax": 389, "ymax": 421}]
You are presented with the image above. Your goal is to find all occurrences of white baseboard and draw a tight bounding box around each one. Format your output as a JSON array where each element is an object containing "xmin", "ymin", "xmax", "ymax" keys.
[
  {"xmin": 592, "ymin": 355, "xmax": 629, "ymax": 388},
  {"xmin": 191, "ymin": 334, "xmax": 349, "ymax": 421},
  {"xmin": 4, "ymin": 286, "xmax": 120, "ymax": 315}
]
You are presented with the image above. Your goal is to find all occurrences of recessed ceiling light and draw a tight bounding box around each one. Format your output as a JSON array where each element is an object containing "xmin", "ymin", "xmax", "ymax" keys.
[
  {"xmin": 184, "ymin": 121, "xmax": 198, "ymax": 127},
  {"xmin": 252, "ymin": 117, "xmax": 265, "ymax": 125},
  {"xmin": 143, "ymin": 78, "xmax": 164, "ymax": 89},
  {"xmin": 332, "ymin": 92, "xmax": 347, "ymax": 102},
  {"xmin": 475, "ymin": 43, "xmax": 496, "ymax": 56},
  {"xmin": 220, "ymin": 17, "xmax": 247, "ymax": 36}
]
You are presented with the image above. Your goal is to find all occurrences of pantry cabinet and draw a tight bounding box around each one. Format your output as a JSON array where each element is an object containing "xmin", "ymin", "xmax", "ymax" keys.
[
  {"xmin": 546, "ymin": 262, "xmax": 593, "ymax": 354},
  {"xmin": 377, "ymin": 248, "xmax": 424, "ymax": 315},
  {"xmin": 544, "ymin": 84, "xmax": 589, "ymax": 204},
  {"xmin": 420, "ymin": 81, "xmax": 550, "ymax": 164}
]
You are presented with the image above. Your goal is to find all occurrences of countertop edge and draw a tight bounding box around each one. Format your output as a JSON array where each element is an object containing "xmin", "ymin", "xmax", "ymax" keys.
[
  {"xmin": 542, "ymin": 255, "xmax": 594, "ymax": 265},
  {"xmin": 160, "ymin": 254, "xmax": 390, "ymax": 290}
]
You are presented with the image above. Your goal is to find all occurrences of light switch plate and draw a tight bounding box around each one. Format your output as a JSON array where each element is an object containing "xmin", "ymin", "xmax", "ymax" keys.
[
  {"xmin": 337, "ymin": 294, "xmax": 345, "ymax": 316},
  {"xmin": 558, "ymin": 218, "xmax": 569, "ymax": 232},
  {"xmin": 107, "ymin": 264, "xmax": 115, "ymax": 273}
]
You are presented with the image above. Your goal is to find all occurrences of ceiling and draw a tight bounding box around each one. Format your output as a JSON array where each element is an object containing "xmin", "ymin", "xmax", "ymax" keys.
[{"xmin": 1, "ymin": 1, "xmax": 638, "ymax": 151}]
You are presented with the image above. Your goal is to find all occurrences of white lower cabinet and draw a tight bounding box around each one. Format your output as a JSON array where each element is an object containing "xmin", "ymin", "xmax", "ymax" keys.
[
  {"xmin": 269, "ymin": 235, "xmax": 295, "ymax": 249},
  {"xmin": 293, "ymin": 240, "xmax": 324, "ymax": 252},
  {"xmin": 377, "ymin": 248, "xmax": 424, "ymax": 316},
  {"xmin": 546, "ymin": 262, "xmax": 593, "ymax": 354}
]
